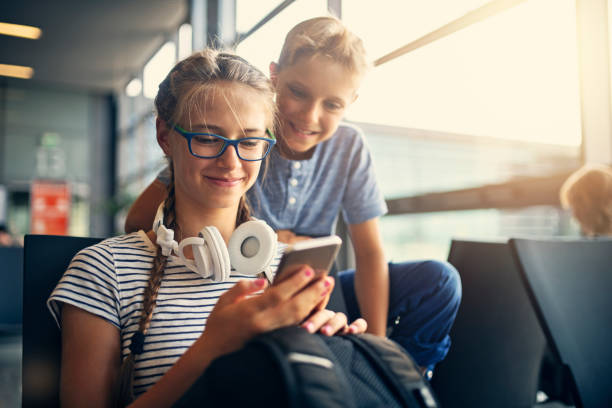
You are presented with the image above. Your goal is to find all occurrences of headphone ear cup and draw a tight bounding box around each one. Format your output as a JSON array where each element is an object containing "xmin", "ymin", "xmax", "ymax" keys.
[
  {"xmin": 228, "ymin": 220, "xmax": 277, "ymax": 276},
  {"xmin": 192, "ymin": 242, "xmax": 213, "ymax": 279},
  {"xmin": 200, "ymin": 226, "xmax": 231, "ymax": 282}
]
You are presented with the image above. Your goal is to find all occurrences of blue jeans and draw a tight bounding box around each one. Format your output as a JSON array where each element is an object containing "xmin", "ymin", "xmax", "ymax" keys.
[{"xmin": 339, "ymin": 260, "xmax": 462, "ymax": 371}]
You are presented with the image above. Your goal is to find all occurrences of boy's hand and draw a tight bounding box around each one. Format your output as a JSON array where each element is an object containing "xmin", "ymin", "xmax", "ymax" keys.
[
  {"xmin": 276, "ymin": 229, "xmax": 312, "ymax": 244},
  {"xmin": 301, "ymin": 309, "xmax": 368, "ymax": 335}
]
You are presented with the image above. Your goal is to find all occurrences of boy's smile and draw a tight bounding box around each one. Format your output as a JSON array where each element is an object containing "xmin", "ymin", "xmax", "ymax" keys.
[{"xmin": 272, "ymin": 54, "xmax": 361, "ymax": 160}]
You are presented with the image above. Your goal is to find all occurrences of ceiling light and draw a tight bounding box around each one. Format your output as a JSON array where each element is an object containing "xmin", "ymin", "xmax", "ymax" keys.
[
  {"xmin": 0, "ymin": 64, "xmax": 34, "ymax": 79},
  {"xmin": 178, "ymin": 24, "xmax": 192, "ymax": 60},
  {"xmin": 0, "ymin": 22, "xmax": 42, "ymax": 40},
  {"xmin": 125, "ymin": 78, "xmax": 142, "ymax": 97},
  {"xmin": 143, "ymin": 42, "xmax": 176, "ymax": 99}
]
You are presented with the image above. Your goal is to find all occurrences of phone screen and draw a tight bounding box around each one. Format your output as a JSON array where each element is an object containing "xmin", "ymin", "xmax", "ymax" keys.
[{"xmin": 273, "ymin": 236, "xmax": 342, "ymax": 285}]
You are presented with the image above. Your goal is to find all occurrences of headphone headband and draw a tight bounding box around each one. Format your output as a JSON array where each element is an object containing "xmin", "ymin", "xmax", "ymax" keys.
[{"xmin": 154, "ymin": 202, "xmax": 277, "ymax": 281}]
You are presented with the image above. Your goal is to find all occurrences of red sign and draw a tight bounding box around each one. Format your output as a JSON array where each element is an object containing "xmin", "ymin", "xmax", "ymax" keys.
[{"xmin": 30, "ymin": 181, "xmax": 71, "ymax": 235}]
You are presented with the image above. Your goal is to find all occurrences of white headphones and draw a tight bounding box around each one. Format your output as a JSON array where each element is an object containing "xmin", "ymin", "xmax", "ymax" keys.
[{"xmin": 153, "ymin": 203, "xmax": 277, "ymax": 282}]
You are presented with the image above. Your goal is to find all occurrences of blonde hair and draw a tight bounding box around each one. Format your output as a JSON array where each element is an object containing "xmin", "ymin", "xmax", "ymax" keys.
[
  {"xmin": 560, "ymin": 164, "xmax": 612, "ymax": 236},
  {"xmin": 115, "ymin": 49, "xmax": 276, "ymax": 407},
  {"xmin": 277, "ymin": 16, "xmax": 368, "ymax": 75},
  {"xmin": 156, "ymin": 49, "xmax": 276, "ymax": 129}
]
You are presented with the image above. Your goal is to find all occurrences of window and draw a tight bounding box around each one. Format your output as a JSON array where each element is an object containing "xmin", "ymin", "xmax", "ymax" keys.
[
  {"xmin": 380, "ymin": 206, "xmax": 575, "ymax": 261},
  {"xmin": 143, "ymin": 41, "xmax": 177, "ymax": 99},
  {"xmin": 178, "ymin": 23, "xmax": 193, "ymax": 60},
  {"xmin": 236, "ymin": 0, "xmax": 289, "ymax": 33},
  {"xmin": 235, "ymin": 0, "xmax": 328, "ymax": 74},
  {"xmin": 344, "ymin": 0, "xmax": 492, "ymax": 58},
  {"xmin": 347, "ymin": 0, "xmax": 581, "ymax": 148},
  {"xmin": 343, "ymin": 0, "xmax": 583, "ymax": 259},
  {"xmin": 114, "ymin": 0, "xmax": 593, "ymax": 249}
]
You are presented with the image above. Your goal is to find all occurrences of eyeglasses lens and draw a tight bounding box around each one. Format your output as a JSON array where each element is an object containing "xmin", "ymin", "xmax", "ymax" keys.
[{"xmin": 191, "ymin": 134, "xmax": 269, "ymax": 160}]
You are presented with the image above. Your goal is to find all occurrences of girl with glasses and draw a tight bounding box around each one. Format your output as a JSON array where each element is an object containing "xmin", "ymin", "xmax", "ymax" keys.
[
  {"xmin": 126, "ymin": 17, "xmax": 462, "ymax": 376},
  {"xmin": 48, "ymin": 49, "xmax": 365, "ymax": 408}
]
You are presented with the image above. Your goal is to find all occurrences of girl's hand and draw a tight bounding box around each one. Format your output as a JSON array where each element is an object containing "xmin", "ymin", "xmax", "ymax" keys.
[
  {"xmin": 203, "ymin": 266, "xmax": 332, "ymax": 357},
  {"xmin": 301, "ymin": 309, "xmax": 368, "ymax": 336}
]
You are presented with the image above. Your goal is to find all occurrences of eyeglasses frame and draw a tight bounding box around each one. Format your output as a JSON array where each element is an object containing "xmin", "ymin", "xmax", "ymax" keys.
[{"xmin": 172, "ymin": 124, "xmax": 276, "ymax": 161}]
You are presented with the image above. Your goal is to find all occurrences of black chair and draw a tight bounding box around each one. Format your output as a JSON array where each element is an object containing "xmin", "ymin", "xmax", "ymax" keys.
[
  {"xmin": 431, "ymin": 239, "xmax": 547, "ymax": 408},
  {"xmin": 0, "ymin": 246, "xmax": 24, "ymax": 408},
  {"xmin": 22, "ymin": 234, "xmax": 102, "ymax": 408},
  {"xmin": 510, "ymin": 238, "xmax": 612, "ymax": 408},
  {"xmin": 0, "ymin": 246, "xmax": 23, "ymax": 334}
]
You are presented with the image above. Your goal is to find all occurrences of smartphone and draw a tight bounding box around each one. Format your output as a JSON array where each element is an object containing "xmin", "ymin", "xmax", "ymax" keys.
[{"xmin": 273, "ymin": 235, "xmax": 342, "ymax": 285}]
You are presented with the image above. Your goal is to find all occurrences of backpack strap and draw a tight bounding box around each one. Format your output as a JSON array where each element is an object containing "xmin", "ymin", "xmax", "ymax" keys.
[
  {"xmin": 346, "ymin": 334, "xmax": 438, "ymax": 408},
  {"xmin": 252, "ymin": 326, "xmax": 357, "ymax": 408}
]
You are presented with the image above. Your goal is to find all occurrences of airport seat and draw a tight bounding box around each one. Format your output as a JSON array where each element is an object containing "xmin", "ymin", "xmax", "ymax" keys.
[
  {"xmin": 0, "ymin": 246, "xmax": 24, "ymax": 408},
  {"xmin": 510, "ymin": 238, "xmax": 612, "ymax": 408},
  {"xmin": 430, "ymin": 239, "xmax": 547, "ymax": 408},
  {"xmin": 0, "ymin": 246, "xmax": 23, "ymax": 334},
  {"xmin": 22, "ymin": 234, "xmax": 102, "ymax": 408}
]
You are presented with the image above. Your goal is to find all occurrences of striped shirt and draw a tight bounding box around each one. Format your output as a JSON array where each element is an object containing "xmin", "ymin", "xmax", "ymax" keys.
[{"xmin": 48, "ymin": 230, "xmax": 283, "ymax": 396}]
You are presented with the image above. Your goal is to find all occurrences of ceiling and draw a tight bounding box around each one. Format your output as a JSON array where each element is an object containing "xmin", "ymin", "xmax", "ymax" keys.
[{"xmin": 0, "ymin": 0, "xmax": 187, "ymax": 92}]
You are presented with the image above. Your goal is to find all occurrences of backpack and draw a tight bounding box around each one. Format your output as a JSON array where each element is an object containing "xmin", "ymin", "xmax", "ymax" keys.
[{"xmin": 174, "ymin": 326, "xmax": 438, "ymax": 408}]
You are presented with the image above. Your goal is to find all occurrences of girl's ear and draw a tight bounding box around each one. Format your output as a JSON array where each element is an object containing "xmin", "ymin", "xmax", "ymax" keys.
[
  {"xmin": 269, "ymin": 62, "xmax": 279, "ymax": 87},
  {"xmin": 156, "ymin": 118, "xmax": 172, "ymax": 156}
]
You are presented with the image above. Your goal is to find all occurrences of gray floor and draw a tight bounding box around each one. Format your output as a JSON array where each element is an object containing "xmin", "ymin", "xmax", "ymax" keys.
[{"xmin": 0, "ymin": 334, "xmax": 21, "ymax": 408}]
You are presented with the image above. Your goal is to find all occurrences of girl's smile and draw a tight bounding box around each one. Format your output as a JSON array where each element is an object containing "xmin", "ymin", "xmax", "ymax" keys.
[
  {"xmin": 159, "ymin": 82, "xmax": 271, "ymax": 215},
  {"xmin": 205, "ymin": 175, "xmax": 246, "ymax": 187}
]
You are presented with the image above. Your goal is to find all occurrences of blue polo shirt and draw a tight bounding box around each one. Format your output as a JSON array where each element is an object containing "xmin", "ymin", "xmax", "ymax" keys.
[
  {"xmin": 157, "ymin": 123, "xmax": 387, "ymax": 236},
  {"xmin": 248, "ymin": 123, "xmax": 387, "ymax": 236}
]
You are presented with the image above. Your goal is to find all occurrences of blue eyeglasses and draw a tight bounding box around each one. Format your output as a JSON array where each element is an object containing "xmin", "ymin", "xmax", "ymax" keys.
[{"xmin": 173, "ymin": 125, "xmax": 276, "ymax": 161}]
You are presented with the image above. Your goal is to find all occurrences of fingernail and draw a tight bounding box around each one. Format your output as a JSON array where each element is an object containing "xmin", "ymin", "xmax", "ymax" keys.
[
  {"xmin": 324, "ymin": 277, "xmax": 332, "ymax": 287},
  {"xmin": 303, "ymin": 322, "xmax": 315, "ymax": 333},
  {"xmin": 322, "ymin": 325, "xmax": 332, "ymax": 335},
  {"xmin": 253, "ymin": 278, "xmax": 266, "ymax": 288},
  {"xmin": 348, "ymin": 325, "xmax": 357, "ymax": 333},
  {"xmin": 304, "ymin": 268, "xmax": 313, "ymax": 277}
]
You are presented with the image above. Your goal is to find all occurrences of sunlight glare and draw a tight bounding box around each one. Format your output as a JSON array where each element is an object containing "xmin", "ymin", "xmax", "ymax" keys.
[{"xmin": 346, "ymin": 0, "xmax": 581, "ymax": 147}]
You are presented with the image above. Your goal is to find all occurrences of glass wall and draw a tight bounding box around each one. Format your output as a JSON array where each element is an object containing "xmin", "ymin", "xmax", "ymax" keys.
[
  {"xmin": 235, "ymin": 0, "xmax": 328, "ymax": 73},
  {"xmin": 362, "ymin": 122, "xmax": 580, "ymax": 199},
  {"xmin": 346, "ymin": 0, "xmax": 581, "ymax": 149},
  {"xmin": 360, "ymin": 119, "xmax": 580, "ymax": 260},
  {"xmin": 115, "ymin": 28, "xmax": 184, "ymax": 232},
  {"xmin": 229, "ymin": 0, "xmax": 584, "ymax": 261},
  {"xmin": 343, "ymin": 0, "xmax": 582, "ymax": 259},
  {"xmin": 380, "ymin": 205, "xmax": 579, "ymax": 261},
  {"xmin": 114, "ymin": 0, "xmax": 597, "ymax": 259}
]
